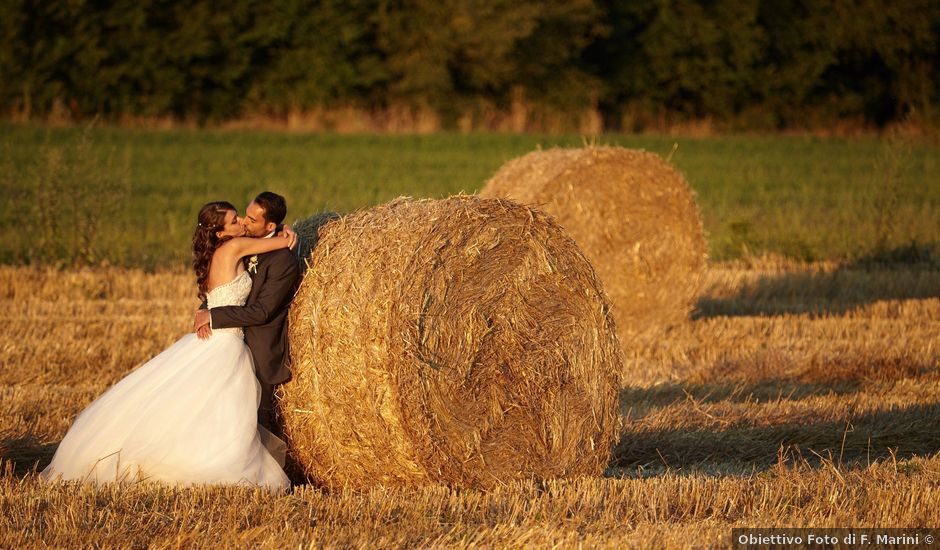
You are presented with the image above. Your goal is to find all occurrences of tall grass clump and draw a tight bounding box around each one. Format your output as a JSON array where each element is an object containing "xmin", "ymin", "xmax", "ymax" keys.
[
  {"xmin": 16, "ymin": 127, "xmax": 129, "ymax": 266},
  {"xmin": 862, "ymin": 128, "xmax": 936, "ymax": 265}
]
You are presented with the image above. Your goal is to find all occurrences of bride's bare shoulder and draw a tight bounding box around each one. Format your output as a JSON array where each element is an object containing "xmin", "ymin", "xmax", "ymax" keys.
[{"xmin": 216, "ymin": 237, "xmax": 254, "ymax": 255}]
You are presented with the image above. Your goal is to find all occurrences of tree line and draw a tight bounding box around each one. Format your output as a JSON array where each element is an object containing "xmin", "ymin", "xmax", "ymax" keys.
[{"xmin": 1, "ymin": 0, "xmax": 937, "ymax": 131}]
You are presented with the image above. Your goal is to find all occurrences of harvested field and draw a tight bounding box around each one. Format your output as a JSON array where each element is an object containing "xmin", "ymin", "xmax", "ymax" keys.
[{"xmin": 1, "ymin": 259, "xmax": 937, "ymax": 546}]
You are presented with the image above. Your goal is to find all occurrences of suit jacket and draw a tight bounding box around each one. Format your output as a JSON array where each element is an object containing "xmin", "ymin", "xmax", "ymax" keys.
[{"xmin": 208, "ymin": 248, "xmax": 300, "ymax": 386}]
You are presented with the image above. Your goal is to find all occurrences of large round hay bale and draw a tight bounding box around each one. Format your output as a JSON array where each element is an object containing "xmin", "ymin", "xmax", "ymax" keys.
[
  {"xmin": 281, "ymin": 196, "xmax": 621, "ymax": 489},
  {"xmin": 479, "ymin": 146, "xmax": 707, "ymax": 348}
]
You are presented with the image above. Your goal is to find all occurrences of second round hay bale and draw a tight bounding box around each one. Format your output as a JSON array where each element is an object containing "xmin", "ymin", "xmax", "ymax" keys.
[
  {"xmin": 480, "ymin": 146, "xmax": 707, "ymax": 346},
  {"xmin": 281, "ymin": 196, "xmax": 621, "ymax": 490}
]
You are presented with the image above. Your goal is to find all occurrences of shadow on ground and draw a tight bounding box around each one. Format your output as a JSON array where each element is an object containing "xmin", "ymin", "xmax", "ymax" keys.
[
  {"xmin": 619, "ymin": 380, "xmax": 862, "ymax": 411},
  {"xmin": 609, "ymin": 396, "xmax": 940, "ymax": 472},
  {"xmin": 0, "ymin": 436, "xmax": 57, "ymax": 477},
  {"xmin": 696, "ymin": 249, "xmax": 939, "ymax": 318},
  {"xmin": 0, "ymin": 435, "xmax": 316, "ymax": 487}
]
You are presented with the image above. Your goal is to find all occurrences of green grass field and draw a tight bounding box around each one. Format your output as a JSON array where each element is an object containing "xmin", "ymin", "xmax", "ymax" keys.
[{"xmin": 1, "ymin": 124, "xmax": 937, "ymax": 268}]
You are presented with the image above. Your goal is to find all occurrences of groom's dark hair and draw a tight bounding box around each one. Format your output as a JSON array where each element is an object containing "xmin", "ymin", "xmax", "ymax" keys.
[{"xmin": 253, "ymin": 191, "xmax": 287, "ymax": 225}]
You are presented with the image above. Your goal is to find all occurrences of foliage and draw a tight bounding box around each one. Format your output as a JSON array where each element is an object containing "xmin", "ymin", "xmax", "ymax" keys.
[{"xmin": 1, "ymin": 0, "xmax": 937, "ymax": 129}]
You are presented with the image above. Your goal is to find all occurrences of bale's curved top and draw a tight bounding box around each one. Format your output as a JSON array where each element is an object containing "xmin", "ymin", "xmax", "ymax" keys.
[
  {"xmin": 281, "ymin": 195, "xmax": 621, "ymax": 489},
  {"xmin": 480, "ymin": 146, "xmax": 707, "ymax": 347},
  {"xmin": 292, "ymin": 211, "xmax": 342, "ymax": 272}
]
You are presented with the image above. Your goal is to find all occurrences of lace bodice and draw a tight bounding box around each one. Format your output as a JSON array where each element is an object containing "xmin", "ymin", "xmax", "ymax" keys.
[{"xmin": 207, "ymin": 271, "xmax": 252, "ymax": 337}]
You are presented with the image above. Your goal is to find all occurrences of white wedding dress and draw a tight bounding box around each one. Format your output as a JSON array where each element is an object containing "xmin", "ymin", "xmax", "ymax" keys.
[{"xmin": 41, "ymin": 271, "xmax": 290, "ymax": 492}]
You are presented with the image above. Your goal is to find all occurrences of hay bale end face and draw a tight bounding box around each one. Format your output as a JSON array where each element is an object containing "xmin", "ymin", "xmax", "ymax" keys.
[
  {"xmin": 480, "ymin": 146, "xmax": 708, "ymax": 348},
  {"xmin": 281, "ymin": 196, "xmax": 621, "ymax": 489}
]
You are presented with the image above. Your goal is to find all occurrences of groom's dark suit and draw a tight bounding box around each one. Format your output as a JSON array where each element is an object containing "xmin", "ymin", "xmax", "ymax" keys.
[{"xmin": 208, "ymin": 248, "xmax": 300, "ymax": 431}]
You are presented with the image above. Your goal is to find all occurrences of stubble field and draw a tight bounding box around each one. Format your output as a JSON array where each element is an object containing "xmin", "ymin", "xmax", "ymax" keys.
[
  {"xmin": 1, "ymin": 258, "xmax": 938, "ymax": 547},
  {"xmin": 0, "ymin": 126, "xmax": 938, "ymax": 547}
]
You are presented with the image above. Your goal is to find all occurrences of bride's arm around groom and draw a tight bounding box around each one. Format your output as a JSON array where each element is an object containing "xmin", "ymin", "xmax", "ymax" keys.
[{"xmin": 194, "ymin": 192, "xmax": 300, "ymax": 339}]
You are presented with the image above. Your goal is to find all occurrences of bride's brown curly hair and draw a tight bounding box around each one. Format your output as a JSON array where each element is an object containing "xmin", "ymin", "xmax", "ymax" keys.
[{"xmin": 192, "ymin": 201, "xmax": 238, "ymax": 302}]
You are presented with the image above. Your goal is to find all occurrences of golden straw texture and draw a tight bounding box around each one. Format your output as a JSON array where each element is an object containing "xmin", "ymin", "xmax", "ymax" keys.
[
  {"xmin": 480, "ymin": 146, "xmax": 708, "ymax": 357},
  {"xmin": 281, "ymin": 196, "xmax": 621, "ymax": 489}
]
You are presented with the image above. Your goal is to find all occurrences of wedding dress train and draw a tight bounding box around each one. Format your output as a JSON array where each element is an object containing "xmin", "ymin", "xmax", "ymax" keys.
[{"xmin": 41, "ymin": 271, "xmax": 289, "ymax": 491}]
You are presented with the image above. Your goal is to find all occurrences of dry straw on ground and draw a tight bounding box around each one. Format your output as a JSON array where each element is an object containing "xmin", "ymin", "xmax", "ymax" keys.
[
  {"xmin": 280, "ymin": 196, "xmax": 622, "ymax": 490},
  {"xmin": 2, "ymin": 261, "xmax": 937, "ymax": 546},
  {"xmin": 480, "ymin": 146, "xmax": 708, "ymax": 356}
]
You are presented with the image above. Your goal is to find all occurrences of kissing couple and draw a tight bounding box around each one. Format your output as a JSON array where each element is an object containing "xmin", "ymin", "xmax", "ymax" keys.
[{"xmin": 42, "ymin": 192, "xmax": 301, "ymax": 492}]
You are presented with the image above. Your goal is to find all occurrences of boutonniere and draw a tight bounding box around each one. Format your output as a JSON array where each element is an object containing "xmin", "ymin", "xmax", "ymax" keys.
[{"xmin": 247, "ymin": 255, "xmax": 259, "ymax": 274}]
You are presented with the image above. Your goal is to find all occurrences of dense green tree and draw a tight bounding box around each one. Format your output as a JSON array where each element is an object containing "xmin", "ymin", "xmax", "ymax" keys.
[
  {"xmin": 511, "ymin": 0, "xmax": 604, "ymax": 109},
  {"xmin": 371, "ymin": 0, "xmax": 601, "ymax": 111},
  {"xmin": 247, "ymin": 0, "xmax": 384, "ymax": 113},
  {"xmin": 641, "ymin": 0, "xmax": 765, "ymax": 118},
  {"xmin": 0, "ymin": 0, "xmax": 937, "ymax": 129},
  {"xmin": 0, "ymin": 1, "xmax": 93, "ymax": 117},
  {"xmin": 590, "ymin": 0, "xmax": 768, "ymax": 125},
  {"xmin": 817, "ymin": 0, "xmax": 938, "ymax": 125}
]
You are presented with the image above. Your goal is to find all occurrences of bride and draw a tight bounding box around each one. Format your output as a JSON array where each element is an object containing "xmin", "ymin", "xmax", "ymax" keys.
[{"xmin": 41, "ymin": 201, "xmax": 295, "ymax": 491}]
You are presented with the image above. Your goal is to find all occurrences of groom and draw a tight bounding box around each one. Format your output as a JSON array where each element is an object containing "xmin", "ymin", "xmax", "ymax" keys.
[{"xmin": 194, "ymin": 191, "xmax": 301, "ymax": 433}]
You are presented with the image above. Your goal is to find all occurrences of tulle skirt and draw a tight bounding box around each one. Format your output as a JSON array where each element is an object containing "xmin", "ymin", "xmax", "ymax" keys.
[{"xmin": 41, "ymin": 332, "xmax": 290, "ymax": 492}]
